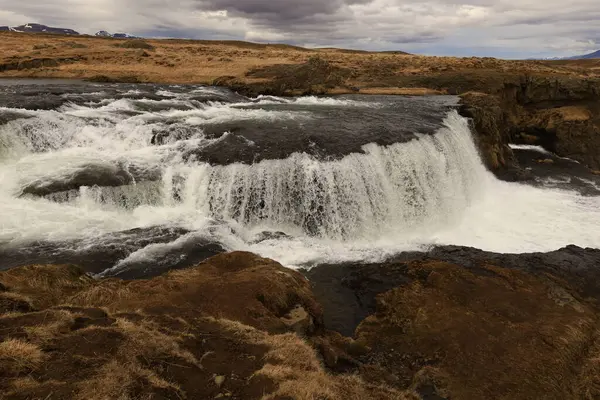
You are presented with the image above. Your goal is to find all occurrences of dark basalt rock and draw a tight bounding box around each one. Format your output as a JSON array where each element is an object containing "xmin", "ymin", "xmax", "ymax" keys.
[
  {"xmin": 0, "ymin": 226, "xmax": 197, "ymax": 275},
  {"xmin": 460, "ymin": 76, "xmax": 600, "ymax": 178},
  {"xmin": 20, "ymin": 163, "xmax": 162, "ymax": 197},
  {"xmin": 305, "ymin": 244, "xmax": 600, "ymax": 336}
]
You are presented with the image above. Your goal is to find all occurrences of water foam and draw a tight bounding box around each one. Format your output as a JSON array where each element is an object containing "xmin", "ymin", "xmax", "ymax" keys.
[{"xmin": 1, "ymin": 90, "xmax": 599, "ymax": 271}]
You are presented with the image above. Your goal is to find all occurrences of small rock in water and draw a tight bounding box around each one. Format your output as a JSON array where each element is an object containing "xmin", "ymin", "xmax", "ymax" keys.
[{"xmin": 251, "ymin": 231, "xmax": 291, "ymax": 244}]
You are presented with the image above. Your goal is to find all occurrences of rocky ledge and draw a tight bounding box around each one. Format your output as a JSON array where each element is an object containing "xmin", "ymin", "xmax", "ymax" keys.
[
  {"xmin": 459, "ymin": 76, "xmax": 600, "ymax": 180},
  {"xmin": 2, "ymin": 247, "xmax": 600, "ymax": 399}
]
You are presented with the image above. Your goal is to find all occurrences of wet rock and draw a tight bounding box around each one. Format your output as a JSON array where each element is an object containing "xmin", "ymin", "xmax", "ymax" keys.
[
  {"xmin": 459, "ymin": 92, "xmax": 519, "ymax": 176},
  {"xmin": 251, "ymin": 231, "xmax": 291, "ymax": 244},
  {"xmin": 0, "ymin": 226, "xmax": 197, "ymax": 275},
  {"xmin": 20, "ymin": 162, "xmax": 162, "ymax": 197},
  {"xmin": 537, "ymin": 158, "xmax": 554, "ymax": 164}
]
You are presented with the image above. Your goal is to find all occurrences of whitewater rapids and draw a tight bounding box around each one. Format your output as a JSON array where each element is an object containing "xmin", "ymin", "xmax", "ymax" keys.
[{"xmin": 0, "ymin": 82, "xmax": 599, "ymax": 275}]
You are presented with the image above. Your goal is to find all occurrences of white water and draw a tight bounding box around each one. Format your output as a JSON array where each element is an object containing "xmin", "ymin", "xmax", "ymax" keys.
[{"xmin": 1, "ymin": 92, "xmax": 600, "ymax": 270}]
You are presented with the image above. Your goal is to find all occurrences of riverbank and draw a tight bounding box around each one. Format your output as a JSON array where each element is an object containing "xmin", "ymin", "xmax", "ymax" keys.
[{"xmin": 2, "ymin": 247, "xmax": 600, "ymax": 399}]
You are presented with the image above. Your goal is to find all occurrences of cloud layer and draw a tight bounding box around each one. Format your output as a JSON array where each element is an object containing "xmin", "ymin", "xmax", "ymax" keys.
[{"xmin": 0, "ymin": 0, "xmax": 598, "ymax": 58}]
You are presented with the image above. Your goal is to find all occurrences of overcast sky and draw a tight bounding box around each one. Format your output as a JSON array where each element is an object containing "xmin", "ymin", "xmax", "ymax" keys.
[{"xmin": 0, "ymin": 0, "xmax": 598, "ymax": 58}]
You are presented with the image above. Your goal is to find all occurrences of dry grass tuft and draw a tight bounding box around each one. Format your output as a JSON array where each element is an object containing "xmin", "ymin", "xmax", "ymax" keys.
[
  {"xmin": 115, "ymin": 318, "xmax": 199, "ymax": 366},
  {"xmin": 24, "ymin": 310, "xmax": 76, "ymax": 345},
  {"xmin": 76, "ymin": 359, "xmax": 181, "ymax": 400},
  {"xmin": 116, "ymin": 39, "xmax": 155, "ymax": 51},
  {"xmin": 555, "ymin": 106, "xmax": 592, "ymax": 121},
  {"xmin": 68, "ymin": 280, "xmax": 135, "ymax": 308},
  {"xmin": 9, "ymin": 376, "xmax": 40, "ymax": 390},
  {"xmin": 0, "ymin": 338, "xmax": 45, "ymax": 375},
  {"xmin": 0, "ymin": 264, "xmax": 93, "ymax": 308},
  {"xmin": 0, "ymin": 291, "xmax": 34, "ymax": 312},
  {"xmin": 262, "ymin": 333, "xmax": 322, "ymax": 372},
  {"xmin": 213, "ymin": 318, "xmax": 408, "ymax": 400}
]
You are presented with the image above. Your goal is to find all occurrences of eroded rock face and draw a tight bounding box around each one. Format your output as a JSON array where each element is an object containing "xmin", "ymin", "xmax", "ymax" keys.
[{"xmin": 460, "ymin": 76, "xmax": 600, "ymax": 177}]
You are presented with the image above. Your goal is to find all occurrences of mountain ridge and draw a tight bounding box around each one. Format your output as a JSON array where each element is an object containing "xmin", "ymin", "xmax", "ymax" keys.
[
  {"xmin": 567, "ymin": 50, "xmax": 600, "ymax": 59},
  {"xmin": 531, "ymin": 49, "xmax": 600, "ymax": 60},
  {"xmin": 0, "ymin": 23, "xmax": 137, "ymax": 38}
]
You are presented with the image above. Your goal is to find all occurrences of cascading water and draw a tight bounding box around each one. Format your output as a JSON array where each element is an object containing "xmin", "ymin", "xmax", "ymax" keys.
[
  {"xmin": 1, "ymin": 81, "xmax": 599, "ymax": 276},
  {"xmin": 168, "ymin": 112, "xmax": 485, "ymax": 240}
]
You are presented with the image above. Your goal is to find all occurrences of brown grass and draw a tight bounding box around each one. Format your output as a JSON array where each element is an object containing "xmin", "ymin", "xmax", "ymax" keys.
[
  {"xmin": 23, "ymin": 310, "xmax": 76, "ymax": 345},
  {"xmin": 0, "ymin": 264, "xmax": 93, "ymax": 309},
  {"xmin": 0, "ymin": 31, "xmax": 599, "ymax": 92},
  {"xmin": 555, "ymin": 106, "xmax": 592, "ymax": 121},
  {"xmin": 358, "ymin": 87, "xmax": 445, "ymax": 95},
  {"xmin": 0, "ymin": 339, "xmax": 45, "ymax": 375},
  {"xmin": 76, "ymin": 360, "xmax": 182, "ymax": 400},
  {"xmin": 215, "ymin": 318, "xmax": 412, "ymax": 400},
  {"xmin": 114, "ymin": 318, "xmax": 199, "ymax": 366},
  {"xmin": 0, "ymin": 291, "xmax": 34, "ymax": 312},
  {"xmin": 355, "ymin": 260, "xmax": 598, "ymax": 399}
]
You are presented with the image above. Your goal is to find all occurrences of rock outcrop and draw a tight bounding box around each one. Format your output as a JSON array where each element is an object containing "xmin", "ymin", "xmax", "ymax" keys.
[
  {"xmin": 306, "ymin": 245, "xmax": 600, "ymax": 399},
  {"xmin": 3, "ymin": 248, "xmax": 600, "ymax": 399},
  {"xmin": 0, "ymin": 253, "xmax": 413, "ymax": 400},
  {"xmin": 460, "ymin": 76, "xmax": 600, "ymax": 178},
  {"xmin": 216, "ymin": 56, "xmax": 353, "ymax": 97}
]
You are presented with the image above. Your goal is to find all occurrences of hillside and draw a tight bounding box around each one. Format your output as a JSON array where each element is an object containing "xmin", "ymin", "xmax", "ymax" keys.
[{"xmin": 0, "ymin": 31, "xmax": 599, "ymax": 96}]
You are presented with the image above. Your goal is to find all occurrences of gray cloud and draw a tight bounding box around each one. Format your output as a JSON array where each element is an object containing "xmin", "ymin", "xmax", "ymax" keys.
[{"xmin": 0, "ymin": 0, "xmax": 598, "ymax": 58}]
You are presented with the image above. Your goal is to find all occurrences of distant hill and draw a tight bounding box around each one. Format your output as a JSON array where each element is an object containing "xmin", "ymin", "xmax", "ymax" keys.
[
  {"xmin": 531, "ymin": 50, "xmax": 600, "ymax": 61},
  {"xmin": 0, "ymin": 23, "xmax": 78, "ymax": 35},
  {"xmin": 567, "ymin": 50, "xmax": 600, "ymax": 60}
]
